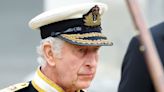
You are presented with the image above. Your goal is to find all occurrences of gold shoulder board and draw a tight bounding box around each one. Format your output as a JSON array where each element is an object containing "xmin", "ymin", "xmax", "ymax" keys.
[{"xmin": 0, "ymin": 82, "xmax": 29, "ymax": 92}]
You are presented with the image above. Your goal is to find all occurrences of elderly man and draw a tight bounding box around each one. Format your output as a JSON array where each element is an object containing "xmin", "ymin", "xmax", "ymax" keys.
[{"xmin": 0, "ymin": 2, "xmax": 112, "ymax": 92}]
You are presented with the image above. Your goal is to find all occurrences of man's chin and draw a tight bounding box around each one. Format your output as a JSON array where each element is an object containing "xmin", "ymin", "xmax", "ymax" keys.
[{"xmin": 75, "ymin": 80, "xmax": 92, "ymax": 89}]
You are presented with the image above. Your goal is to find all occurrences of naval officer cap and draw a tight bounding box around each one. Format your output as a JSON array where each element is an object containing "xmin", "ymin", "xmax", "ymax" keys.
[{"xmin": 29, "ymin": 2, "xmax": 113, "ymax": 46}]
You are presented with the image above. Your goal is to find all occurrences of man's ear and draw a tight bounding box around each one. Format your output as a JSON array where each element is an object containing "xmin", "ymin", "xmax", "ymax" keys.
[{"xmin": 43, "ymin": 43, "xmax": 56, "ymax": 66}]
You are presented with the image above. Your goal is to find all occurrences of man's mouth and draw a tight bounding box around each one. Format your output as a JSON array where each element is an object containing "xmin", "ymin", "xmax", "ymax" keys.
[{"xmin": 78, "ymin": 73, "xmax": 94, "ymax": 80}]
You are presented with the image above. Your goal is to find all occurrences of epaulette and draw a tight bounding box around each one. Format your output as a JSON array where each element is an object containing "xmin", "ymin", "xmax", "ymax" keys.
[{"xmin": 0, "ymin": 82, "xmax": 29, "ymax": 92}]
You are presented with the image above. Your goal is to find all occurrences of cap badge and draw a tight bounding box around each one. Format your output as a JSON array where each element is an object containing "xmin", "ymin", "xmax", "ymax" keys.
[{"xmin": 84, "ymin": 5, "xmax": 101, "ymax": 27}]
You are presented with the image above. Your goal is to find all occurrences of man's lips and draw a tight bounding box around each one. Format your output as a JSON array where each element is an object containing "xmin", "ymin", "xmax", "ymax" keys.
[{"xmin": 78, "ymin": 73, "xmax": 94, "ymax": 79}]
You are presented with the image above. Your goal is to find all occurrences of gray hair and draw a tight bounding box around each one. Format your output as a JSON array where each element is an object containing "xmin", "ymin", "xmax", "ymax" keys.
[{"xmin": 36, "ymin": 37, "xmax": 64, "ymax": 65}]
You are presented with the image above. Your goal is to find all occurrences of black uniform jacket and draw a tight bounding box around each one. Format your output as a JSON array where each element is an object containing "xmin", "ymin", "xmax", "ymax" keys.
[{"xmin": 118, "ymin": 22, "xmax": 164, "ymax": 92}]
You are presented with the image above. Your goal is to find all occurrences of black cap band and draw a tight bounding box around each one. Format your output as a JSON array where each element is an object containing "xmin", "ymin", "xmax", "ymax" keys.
[{"xmin": 40, "ymin": 18, "xmax": 101, "ymax": 39}]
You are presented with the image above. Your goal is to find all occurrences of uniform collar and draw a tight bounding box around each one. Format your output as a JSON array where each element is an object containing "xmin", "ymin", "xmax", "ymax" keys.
[
  {"xmin": 32, "ymin": 68, "xmax": 65, "ymax": 92},
  {"xmin": 32, "ymin": 67, "xmax": 85, "ymax": 92}
]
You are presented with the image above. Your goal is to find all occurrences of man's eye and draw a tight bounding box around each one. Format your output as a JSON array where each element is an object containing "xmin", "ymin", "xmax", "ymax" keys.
[{"xmin": 79, "ymin": 48, "xmax": 85, "ymax": 53}]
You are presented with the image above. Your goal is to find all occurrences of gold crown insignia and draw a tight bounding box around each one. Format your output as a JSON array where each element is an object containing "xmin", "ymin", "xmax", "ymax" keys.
[{"xmin": 84, "ymin": 5, "xmax": 101, "ymax": 27}]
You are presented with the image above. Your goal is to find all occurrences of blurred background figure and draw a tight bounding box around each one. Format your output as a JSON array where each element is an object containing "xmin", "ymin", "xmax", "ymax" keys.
[
  {"xmin": 118, "ymin": 22, "xmax": 164, "ymax": 92},
  {"xmin": 0, "ymin": 0, "xmax": 164, "ymax": 91}
]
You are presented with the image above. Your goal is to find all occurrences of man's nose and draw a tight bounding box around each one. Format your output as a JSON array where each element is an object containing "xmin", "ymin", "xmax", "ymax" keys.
[{"xmin": 85, "ymin": 52, "xmax": 98, "ymax": 68}]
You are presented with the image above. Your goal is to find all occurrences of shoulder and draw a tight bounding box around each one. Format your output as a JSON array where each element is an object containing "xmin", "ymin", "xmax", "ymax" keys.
[
  {"xmin": 150, "ymin": 22, "xmax": 164, "ymax": 35},
  {"xmin": 150, "ymin": 22, "xmax": 164, "ymax": 41},
  {"xmin": 0, "ymin": 82, "xmax": 29, "ymax": 92}
]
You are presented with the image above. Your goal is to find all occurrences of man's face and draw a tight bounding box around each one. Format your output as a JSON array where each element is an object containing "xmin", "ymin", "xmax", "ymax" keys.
[{"xmin": 54, "ymin": 42, "xmax": 100, "ymax": 90}]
